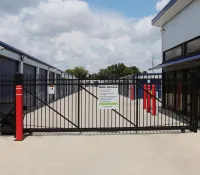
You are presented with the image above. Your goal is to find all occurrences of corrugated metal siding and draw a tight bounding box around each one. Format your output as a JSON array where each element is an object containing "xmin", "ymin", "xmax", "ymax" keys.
[
  {"xmin": 23, "ymin": 64, "xmax": 36, "ymax": 108},
  {"xmin": 162, "ymin": 0, "xmax": 200, "ymax": 51}
]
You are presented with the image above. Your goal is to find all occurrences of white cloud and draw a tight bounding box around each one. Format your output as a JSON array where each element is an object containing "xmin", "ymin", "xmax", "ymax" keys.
[
  {"xmin": 156, "ymin": 0, "xmax": 170, "ymax": 11},
  {"xmin": 0, "ymin": 0, "xmax": 162, "ymax": 73}
]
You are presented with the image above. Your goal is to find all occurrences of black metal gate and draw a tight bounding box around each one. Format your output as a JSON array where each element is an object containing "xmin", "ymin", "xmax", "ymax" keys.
[
  {"xmin": 0, "ymin": 76, "xmax": 16, "ymax": 135},
  {"xmin": 21, "ymin": 73, "xmax": 198, "ymax": 134},
  {"xmin": 0, "ymin": 73, "xmax": 199, "ymax": 136}
]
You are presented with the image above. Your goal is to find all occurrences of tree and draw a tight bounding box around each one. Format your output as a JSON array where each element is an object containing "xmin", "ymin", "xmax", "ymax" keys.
[
  {"xmin": 65, "ymin": 69, "xmax": 74, "ymax": 76},
  {"xmin": 66, "ymin": 63, "xmax": 141, "ymax": 79},
  {"xmin": 142, "ymin": 71, "xmax": 148, "ymax": 74},
  {"xmin": 65, "ymin": 66, "xmax": 88, "ymax": 79},
  {"xmin": 129, "ymin": 66, "xmax": 141, "ymax": 74},
  {"xmin": 97, "ymin": 63, "xmax": 141, "ymax": 79}
]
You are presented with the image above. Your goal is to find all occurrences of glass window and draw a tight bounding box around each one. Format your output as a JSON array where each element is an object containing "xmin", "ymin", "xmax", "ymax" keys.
[
  {"xmin": 165, "ymin": 46, "xmax": 182, "ymax": 61},
  {"xmin": 186, "ymin": 38, "xmax": 200, "ymax": 54}
]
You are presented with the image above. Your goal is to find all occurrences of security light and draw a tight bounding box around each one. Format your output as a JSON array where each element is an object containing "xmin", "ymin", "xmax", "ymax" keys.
[{"xmin": 0, "ymin": 46, "xmax": 4, "ymax": 50}]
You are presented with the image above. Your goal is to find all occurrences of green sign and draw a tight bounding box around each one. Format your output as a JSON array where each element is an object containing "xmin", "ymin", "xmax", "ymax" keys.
[{"xmin": 98, "ymin": 85, "xmax": 119, "ymax": 109}]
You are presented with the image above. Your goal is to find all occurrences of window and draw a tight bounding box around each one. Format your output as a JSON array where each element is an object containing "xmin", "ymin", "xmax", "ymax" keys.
[
  {"xmin": 165, "ymin": 46, "xmax": 182, "ymax": 61},
  {"xmin": 186, "ymin": 38, "xmax": 200, "ymax": 54}
]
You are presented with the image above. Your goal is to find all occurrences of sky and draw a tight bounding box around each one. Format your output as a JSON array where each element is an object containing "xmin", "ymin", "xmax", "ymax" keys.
[
  {"xmin": 86, "ymin": 0, "xmax": 160, "ymax": 18},
  {"xmin": 0, "ymin": 0, "xmax": 170, "ymax": 73}
]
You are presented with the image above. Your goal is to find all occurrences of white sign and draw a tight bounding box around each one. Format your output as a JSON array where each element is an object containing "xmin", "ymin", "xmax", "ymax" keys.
[
  {"xmin": 98, "ymin": 85, "xmax": 119, "ymax": 109},
  {"xmin": 48, "ymin": 85, "xmax": 55, "ymax": 94}
]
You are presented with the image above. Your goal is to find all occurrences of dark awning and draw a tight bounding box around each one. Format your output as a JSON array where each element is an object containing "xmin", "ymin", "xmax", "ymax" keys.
[{"xmin": 149, "ymin": 53, "xmax": 200, "ymax": 70}]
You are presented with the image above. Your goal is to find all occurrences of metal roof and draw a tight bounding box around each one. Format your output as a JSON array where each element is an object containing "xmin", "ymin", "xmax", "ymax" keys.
[
  {"xmin": 152, "ymin": 0, "xmax": 193, "ymax": 27},
  {"xmin": 0, "ymin": 40, "xmax": 66, "ymax": 74}
]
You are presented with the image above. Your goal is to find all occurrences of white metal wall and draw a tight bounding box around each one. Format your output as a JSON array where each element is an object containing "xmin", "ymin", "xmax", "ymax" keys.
[{"xmin": 162, "ymin": 0, "xmax": 200, "ymax": 51}]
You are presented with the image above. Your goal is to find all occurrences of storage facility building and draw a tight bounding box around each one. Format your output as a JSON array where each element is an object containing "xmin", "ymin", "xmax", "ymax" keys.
[
  {"xmin": 151, "ymin": 0, "xmax": 200, "ymax": 118},
  {"xmin": 0, "ymin": 41, "xmax": 75, "ymax": 110}
]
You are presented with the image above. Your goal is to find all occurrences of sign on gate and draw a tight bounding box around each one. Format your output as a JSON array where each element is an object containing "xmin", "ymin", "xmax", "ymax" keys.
[
  {"xmin": 48, "ymin": 85, "xmax": 55, "ymax": 94},
  {"xmin": 98, "ymin": 85, "xmax": 119, "ymax": 109}
]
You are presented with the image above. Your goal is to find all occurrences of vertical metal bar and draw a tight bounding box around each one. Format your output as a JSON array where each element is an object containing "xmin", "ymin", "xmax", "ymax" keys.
[
  {"xmin": 92, "ymin": 80, "xmax": 94, "ymax": 128},
  {"xmin": 26, "ymin": 75, "xmax": 28, "ymax": 129},
  {"xmin": 191, "ymin": 72, "xmax": 198, "ymax": 132},
  {"xmin": 123, "ymin": 80, "xmax": 125, "ymax": 128},
  {"xmin": 72, "ymin": 78, "xmax": 74, "ymax": 128},
  {"xmin": 119, "ymin": 79, "xmax": 121, "ymax": 128},
  {"xmin": 139, "ymin": 78, "xmax": 141, "ymax": 128},
  {"xmin": 78, "ymin": 77, "xmax": 80, "ymax": 128},
  {"xmin": 48, "ymin": 78, "xmax": 51, "ymax": 129},
  {"xmin": 81, "ymin": 79, "xmax": 83, "ymax": 129},
  {"xmin": 136, "ymin": 74, "xmax": 139, "ymax": 131},
  {"xmin": 88, "ymin": 78, "xmax": 91, "ymax": 128},
  {"xmin": 130, "ymin": 78, "xmax": 132, "ymax": 128},
  {"xmin": 59, "ymin": 79, "xmax": 62, "ymax": 129},
  {"xmin": 68, "ymin": 77, "xmax": 70, "ymax": 128},
  {"xmin": 96, "ymin": 81, "xmax": 98, "ymax": 128},
  {"xmin": 85, "ymin": 79, "xmax": 86, "ymax": 128},
  {"xmin": 64, "ymin": 79, "xmax": 66, "ymax": 128},
  {"xmin": 154, "ymin": 74, "xmax": 156, "ymax": 127}
]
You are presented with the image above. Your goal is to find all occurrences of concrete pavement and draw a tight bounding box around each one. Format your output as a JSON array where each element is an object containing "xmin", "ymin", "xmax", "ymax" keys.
[{"xmin": 0, "ymin": 132, "xmax": 200, "ymax": 175}]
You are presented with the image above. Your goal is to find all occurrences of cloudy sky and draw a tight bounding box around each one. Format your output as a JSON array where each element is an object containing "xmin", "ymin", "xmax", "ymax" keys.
[{"xmin": 0, "ymin": 0, "xmax": 170, "ymax": 73}]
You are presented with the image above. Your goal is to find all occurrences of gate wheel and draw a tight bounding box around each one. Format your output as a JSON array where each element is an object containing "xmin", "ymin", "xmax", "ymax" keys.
[{"xmin": 181, "ymin": 129, "xmax": 185, "ymax": 133}]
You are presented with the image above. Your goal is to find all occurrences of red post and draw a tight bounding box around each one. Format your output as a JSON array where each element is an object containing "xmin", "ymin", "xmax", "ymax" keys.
[
  {"xmin": 147, "ymin": 84, "xmax": 151, "ymax": 113},
  {"xmin": 16, "ymin": 85, "xmax": 23, "ymax": 141},
  {"xmin": 143, "ymin": 84, "xmax": 147, "ymax": 109},
  {"xmin": 130, "ymin": 85, "xmax": 134, "ymax": 101},
  {"xmin": 152, "ymin": 85, "xmax": 156, "ymax": 116}
]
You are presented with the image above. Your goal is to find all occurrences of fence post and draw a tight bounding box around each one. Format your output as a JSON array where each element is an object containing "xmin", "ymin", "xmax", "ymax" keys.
[
  {"xmin": 15, "ymin": 73, "xmax": 24, "ymax": 141},
  {"xmin": 190, "ymin": 74, "xmax": 198, "ymax": 133},
  {"xmin": 143, "ymin": 84, "xmax": 147, "ymax": 109},
  {"xmin": 152, "ymin": 85, "xmax": 156, "ymax": 116},
  {"xmin": 147, "ymin": 84, "xmax": 151, "ymax": 113}
]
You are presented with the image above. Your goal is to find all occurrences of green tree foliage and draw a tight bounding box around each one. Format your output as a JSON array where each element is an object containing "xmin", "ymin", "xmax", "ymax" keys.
[
  {"xmin": 142, "ymin": 71, "xmax": 148, "ymax": 74},
  {"xmin": 66, "ymin": 63, "xmax": 141, "ymax": 79},
  {"xmin": 91, "ymin": 63, "xmax": 141, "ymax": 79},
  {"xmin": 65, "ymin": 66, "xmax": 89, "ymax": 79}
]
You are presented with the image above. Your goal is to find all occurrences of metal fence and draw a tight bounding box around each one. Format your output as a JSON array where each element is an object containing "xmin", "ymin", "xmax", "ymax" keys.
[
  {"xmin": 0, "ymin": 73, "xmax": 199, "ymax": 136},
  {"xmin": 22, "ymin": 74, "xmax": 198, "ymax": 134},
  {"xmin": 0, "ymin": 76, "xmax": 15, "ymax": 135}
]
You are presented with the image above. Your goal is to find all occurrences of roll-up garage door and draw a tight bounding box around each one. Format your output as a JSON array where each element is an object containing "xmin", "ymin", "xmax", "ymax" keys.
[
  {"xmin": 0, "ymin": 57, "xmax": 19, "ymax": 76},
  {"xmin": 49, "ymin": 72, "xmax": 55, "ymax": 102},
  {"xmin": 38, "ymin": 69, "xmax": 47, "ymax": 106},
  {"xmin": 23, "ymin": 64, "xmax": 36, "ymax": 108},
  {"xmin": 0, "ymin": 57, "xmax": 18, "ymax": 113}
]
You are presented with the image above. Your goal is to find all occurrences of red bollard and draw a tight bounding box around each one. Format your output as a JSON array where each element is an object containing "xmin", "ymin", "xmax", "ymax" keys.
[
  {"xmin": 152, "ymin": 85, "xmax": 156, "ymax": 116},
  {"xmin": 130, "ymin": 85, "xmax": 134, "ymax": 101},
  {"xmin": 143, "ymin": 84, "xmax": 147, "ymax": 109},
  {"xmin": 147, "ymin": 84, "xmax": 151, "ymax": 113},
  {"xmin": 15, "ymin": 85, "xmax": 23, "ymax": 141}
]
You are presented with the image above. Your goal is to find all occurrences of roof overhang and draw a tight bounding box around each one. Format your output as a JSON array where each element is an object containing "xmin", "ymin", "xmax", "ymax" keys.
[
  {"xmin": 149, "ymin": 53, "xmax": 200, "ymax": 70},
  {"xmin": 152, "ymin": 0, "xmax": 194, "ymax": 27}
]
